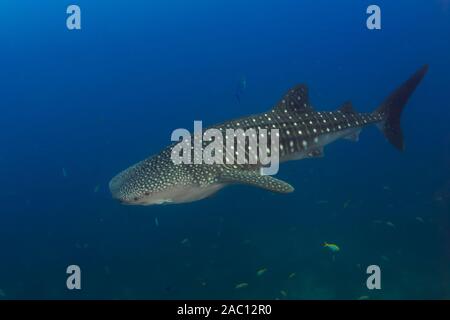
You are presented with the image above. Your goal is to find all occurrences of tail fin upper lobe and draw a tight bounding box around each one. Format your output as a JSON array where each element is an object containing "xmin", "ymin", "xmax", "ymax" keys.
[{"xmin": 375, "ymin": 65, "xmax": 429, "ymax": 151}]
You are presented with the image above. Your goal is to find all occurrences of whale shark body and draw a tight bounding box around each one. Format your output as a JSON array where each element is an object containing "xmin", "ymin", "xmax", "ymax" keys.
[{"xmin": 109, "ymin": 65, "xmax": 428, "ymax": 206}]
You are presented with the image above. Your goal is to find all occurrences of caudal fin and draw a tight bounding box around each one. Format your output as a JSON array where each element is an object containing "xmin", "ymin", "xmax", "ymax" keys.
[{"xmin": 375, "ymin": 65, "xmax": 429, "ymax": 151}]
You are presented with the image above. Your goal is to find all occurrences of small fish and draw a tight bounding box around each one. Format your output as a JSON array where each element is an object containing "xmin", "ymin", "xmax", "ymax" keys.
[
  {"xmin": 62, "ymin": 168, "xmax": 67, "ymax": 178},
  {"xmin": 343, "ymin": 200, "xmax": 351, "ymax": 208},
  {"xmin": 180, "ymin": 238, "xmax": 190, "ymax": 246},
  {"xmin": 324, "ymin": 242, "xmax": 340, "ymax": 252},
  {"xmin": 415, "ymin": 216, "xmax": 424, "ymax": 223},
  {"xmin": 316, "ymin": 200, "xmax": 329, "ymax": 205},
  {"xmin": 280, "ymin": 290, "xmax": 288, "ymax": 297},
  {"xmin": 241, "ymin": 76, "xmax": 247, "ymax": 90},
  {"xmin": 386, "ymin": 221, "xmax": 396, "ymax": 228},
  {"xmin": 235, "ymin": 282, "xmax": 248, "ymax": 289},
  {"xmin": 381, "ymin": 255, "xmax": 390, "ymax": 262},
  {"xmin": 383, "ymin": 185, "xmax": 391, "ymax": 191},
  {"xmin": 155, "ymin": 217, "xmax": 159, "ymax": 227},
  {"xmin": 163, "ymin": 285, "xmax": 175, "ymax": 294},
  {"xmin": 357, "ymin": 295, "xmax": 369, "ymax": 300},
  {"xmin": 288, "ymin": 272, "xmax": 296, "ymax": 279},
  {"xmin": 94, "ymin": 185, "xmax": 100, "ymax": 193},
  {"xmin": 256, "ymin": 268, "xmax": 267, "ymax": 277},
  {"xmin": 0, "ymin": 289, "xmax": 5, "ymax": 297}
]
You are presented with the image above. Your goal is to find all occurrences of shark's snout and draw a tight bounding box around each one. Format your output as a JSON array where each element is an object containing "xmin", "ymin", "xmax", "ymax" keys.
[
  {"xmin": 109, "ymin": 155, "xmax": 226, "ymax": 206},
  {"xmin": 109, "ymin": 176, "xmax": 142, "ymax": 205},
  {"xmin": 109, "ymin": 162, "xmax": 170, "ymax": 206},
  {"xmin": 109, "ymin": 168, "xmax": 141, "ymax": 204},
  {"xmin": 109, "ymin": 173, "xmax": 126, "ymax": 203}
]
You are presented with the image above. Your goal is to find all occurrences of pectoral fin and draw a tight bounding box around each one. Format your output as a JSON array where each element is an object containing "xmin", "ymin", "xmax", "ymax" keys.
[{"xmin": 220, "ymin": 170, "xmax": 294, "ymax": 193}]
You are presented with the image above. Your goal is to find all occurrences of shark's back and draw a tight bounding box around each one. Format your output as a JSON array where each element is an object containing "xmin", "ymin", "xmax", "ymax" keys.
[{"xmin": 206, "ymin": 84, "xmax": 382, "ymax": 165}]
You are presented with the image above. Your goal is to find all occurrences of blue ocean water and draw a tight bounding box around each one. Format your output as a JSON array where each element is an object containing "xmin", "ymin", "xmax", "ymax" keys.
[{"xmin": 0, "ymin": 0, "xmax": 449, "ymax": 299}]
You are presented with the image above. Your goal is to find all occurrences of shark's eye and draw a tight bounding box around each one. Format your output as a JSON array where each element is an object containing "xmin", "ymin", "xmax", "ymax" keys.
[{"xmin": 133, "ymin": 197, "xmax": 139, "ymax": 201}]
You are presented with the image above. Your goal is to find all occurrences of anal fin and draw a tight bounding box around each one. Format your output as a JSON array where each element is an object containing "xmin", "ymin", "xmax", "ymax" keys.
[
  {"xmin": 343, "ymin": 129, "xmax": 361, "ymax": 142},
  {"xmin": 220, "ymin": 170, "xmax": 294, "ymax": 193}
]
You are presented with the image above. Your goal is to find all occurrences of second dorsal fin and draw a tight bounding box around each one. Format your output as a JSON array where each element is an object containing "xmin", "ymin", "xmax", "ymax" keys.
[
  {"xmin": 339, "ymin": 101, "xmax": 356, "ymax": 113},
  {"xmin": 273, "ymin": 84, "xmax": 313, "ymax": 113}
]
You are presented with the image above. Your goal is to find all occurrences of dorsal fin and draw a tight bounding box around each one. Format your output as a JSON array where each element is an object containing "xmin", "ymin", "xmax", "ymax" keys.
[
  {"xmin": 339, "ymin": 101, "xmax": 356, "ymax": 113},
  {"xmin": 273, "ymin": 84, "xmax": 313, "ymax": 113}
]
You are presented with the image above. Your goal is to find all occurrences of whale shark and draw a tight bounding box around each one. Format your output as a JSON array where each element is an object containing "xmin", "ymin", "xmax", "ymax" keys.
[{"xmin": 109, "ymin": 65, "xmax": 428, "ymax": 205}]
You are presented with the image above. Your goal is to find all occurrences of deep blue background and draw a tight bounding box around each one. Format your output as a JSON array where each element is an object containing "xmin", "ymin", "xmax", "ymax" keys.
[{"xmin": 0, "ymin": 0, "xmax": 449, "ymax": 299}]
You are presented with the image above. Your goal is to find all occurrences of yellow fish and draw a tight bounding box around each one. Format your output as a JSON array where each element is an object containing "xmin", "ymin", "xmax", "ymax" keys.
[{"xmin": 324, "ymin": 242, "xmax": 340, "ymax": 252}]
